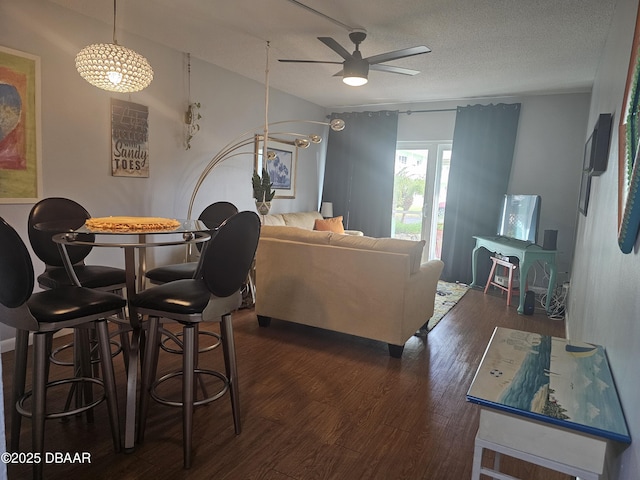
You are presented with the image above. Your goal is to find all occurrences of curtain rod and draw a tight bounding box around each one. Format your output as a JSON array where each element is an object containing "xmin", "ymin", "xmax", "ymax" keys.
[
  {"xmin": 399, "ymin": 108, "xmax": 457, "ymax": 115},
  {"xmin": 326, "ymin": 108, "xmax": 457, "ymax": 119}
]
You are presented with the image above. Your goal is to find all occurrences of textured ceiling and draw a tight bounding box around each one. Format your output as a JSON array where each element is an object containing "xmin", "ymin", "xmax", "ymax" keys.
[{"xmin": 50, "ymin": 0, "xmax": 617, "ymax": 108}]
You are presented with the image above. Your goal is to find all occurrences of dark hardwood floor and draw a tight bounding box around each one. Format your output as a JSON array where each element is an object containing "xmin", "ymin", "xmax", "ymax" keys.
[{"xmin": 2, "ymin": 287, "xmax": 571, "ymax": 479}]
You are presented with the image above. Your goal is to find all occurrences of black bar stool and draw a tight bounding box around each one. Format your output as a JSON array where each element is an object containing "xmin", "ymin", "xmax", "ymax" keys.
[
  {"xmin": 130, "ymin": 211, "xmax": 260, "ymax": 468},
  {"xmin": 0, "ymin": 217, "xmax": 125, "ymax": 480}
]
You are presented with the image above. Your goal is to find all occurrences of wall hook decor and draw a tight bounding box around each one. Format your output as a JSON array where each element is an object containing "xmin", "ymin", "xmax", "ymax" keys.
[{"xmin": 185, "ymin": 53, "xmax": 202, "ymax": 150}]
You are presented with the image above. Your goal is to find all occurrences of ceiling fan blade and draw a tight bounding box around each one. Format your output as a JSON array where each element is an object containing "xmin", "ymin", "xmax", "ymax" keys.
[
  {"xmin": 370, "ymin": 64, "xmax": 420, "ymax": 76},
  {"xmin": 278, "ymin": 59, "xmax": 343, "ymax": 64},
  {"xmin": 365, "ymin": 46, "xmax": 431, "ymax": 65},
  {"xmin": 318, "ymin": 37, "xmax": 353, "ymax": 60}
]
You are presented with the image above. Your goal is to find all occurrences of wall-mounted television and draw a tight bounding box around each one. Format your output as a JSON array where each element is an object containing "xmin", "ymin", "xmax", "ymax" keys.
[
  {"xmin": 497, "ymin": 194, "xmax": 541, "ymax": 243},
  {"xmin": 585, "ymin": 113, "xmax": 612, "ymax": 176}
]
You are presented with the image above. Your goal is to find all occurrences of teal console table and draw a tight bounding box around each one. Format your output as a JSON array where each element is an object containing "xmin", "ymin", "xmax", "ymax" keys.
[{"xmin": 470, "ymin": 236, "xmax": 557, "ymax": 314}]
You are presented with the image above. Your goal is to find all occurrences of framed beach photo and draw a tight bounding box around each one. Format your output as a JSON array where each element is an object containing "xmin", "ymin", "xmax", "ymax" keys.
[
  {"xmin": 0, "ymin": 46, "xmax": 42, "ymax": 203},
  {"xmin": 254, "ymin": 135, "xmax": 297, "ymax": 199},
  {"xmin": 618, "ymin": 3, "xmax": 640, "ymax": 252}
]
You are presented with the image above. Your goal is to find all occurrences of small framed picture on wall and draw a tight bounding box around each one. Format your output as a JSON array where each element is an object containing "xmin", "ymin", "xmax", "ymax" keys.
[{"xmin": 254, "ymin": 134, "xmax": 297, "ymax": 199}]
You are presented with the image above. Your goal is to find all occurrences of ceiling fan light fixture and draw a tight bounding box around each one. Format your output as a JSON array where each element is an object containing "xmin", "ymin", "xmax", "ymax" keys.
[
  {"xmin": 343, "ymin": 75, "xmax": 368, "ymax": 87},
  {"xmin": 342, "ymin": 56, "xmax": 368, "ymax": 87}
]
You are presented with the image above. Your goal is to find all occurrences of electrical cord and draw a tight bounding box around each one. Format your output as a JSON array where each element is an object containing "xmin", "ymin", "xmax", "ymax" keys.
[
  {"xmin": 494, "ymin": 258, "xmax": 567, "ymax": 319},
  {"xmin": 526, "ymin": 261, "xmax": 566, "ymax": 320},
  {"xmin": 538, "ymin": 284, "xmax": 567, "ymax": 320}
]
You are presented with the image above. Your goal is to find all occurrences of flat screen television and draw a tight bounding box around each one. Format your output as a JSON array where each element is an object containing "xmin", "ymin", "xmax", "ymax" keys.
[{"xmin": 497, "ymin": 194, "xmax": 541, "ymax": 243}]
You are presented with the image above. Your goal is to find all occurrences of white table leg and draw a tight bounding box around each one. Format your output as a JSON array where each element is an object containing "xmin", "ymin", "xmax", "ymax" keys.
[
  {"xmin": 493, "ymin": 451, "xmax": 501, "ymax": 472},
  {"xmin": 472, "ymin": 436, "xmax": 484, "ymax": 480}
]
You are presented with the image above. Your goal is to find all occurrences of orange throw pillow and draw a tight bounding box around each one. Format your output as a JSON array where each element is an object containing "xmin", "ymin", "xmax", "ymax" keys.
[{"xmin": 314, "ymin": 216, "xmax": 345, "ymax": 234}]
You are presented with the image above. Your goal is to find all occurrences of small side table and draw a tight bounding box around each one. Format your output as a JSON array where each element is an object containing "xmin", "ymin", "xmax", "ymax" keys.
[{"xmin": 467, "ymin": 327, "xmax": 631, "ymax": 480}]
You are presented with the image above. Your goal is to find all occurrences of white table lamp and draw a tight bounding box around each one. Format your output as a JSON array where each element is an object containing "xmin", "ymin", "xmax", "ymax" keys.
[{"xmin": 320, "ymin": 202, "xmax": 334, "ymax": 218}]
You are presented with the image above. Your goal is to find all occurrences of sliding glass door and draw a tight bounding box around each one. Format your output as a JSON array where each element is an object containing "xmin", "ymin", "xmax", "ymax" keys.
[{"xmin": 392, "ymin": 142, "xmax": 451, "ymax": 260}]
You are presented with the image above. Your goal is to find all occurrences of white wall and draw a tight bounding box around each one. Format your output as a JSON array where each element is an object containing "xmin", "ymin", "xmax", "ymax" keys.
[
  {"xmin": 568, "ymin": 0, "xmax": 640, "ymax": 477},
  {"xmin": 331, "ymin": 93, "xmax": 590, "ymax": 284},
  {"xmin": 0, "ymin": 0, "xmax": 326, "ymax": 347}
]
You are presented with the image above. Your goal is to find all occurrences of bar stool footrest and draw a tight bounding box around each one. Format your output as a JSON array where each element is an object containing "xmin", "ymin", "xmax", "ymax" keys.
[
  {"xmin": 150, "ymin": 369, "xmax": 229, "ymax": 408},
  {"xmin": 16, "ymin": 377, "xmax": 106, "ymax": 420},
  {"xmin": 50, "ymin": 339, "xmax": 123, "ymax": 366},
  {"xmin": 159, "ymin": 328, "xmax": 221, "ymax": 355}
]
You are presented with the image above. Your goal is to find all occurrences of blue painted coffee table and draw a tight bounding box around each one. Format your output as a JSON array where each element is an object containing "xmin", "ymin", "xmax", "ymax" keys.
[{"xmin": 467, "ymin": 327, "xmax": 631, "ymax": 480}]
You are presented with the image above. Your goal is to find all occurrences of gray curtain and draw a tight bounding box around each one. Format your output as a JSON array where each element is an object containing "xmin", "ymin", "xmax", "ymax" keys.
[
  {"xmin": 441, "ymin": 103, "xmax": 521, "ymax": 284},
  {"xmin": 322, "ymin": 111, "xmax": 398, "ymax": 237}
]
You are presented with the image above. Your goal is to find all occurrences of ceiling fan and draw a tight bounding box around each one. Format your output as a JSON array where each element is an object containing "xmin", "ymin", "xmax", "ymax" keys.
[{"xmin": 278, "ymin": 29, "xmax": 431, "ymax": 86}]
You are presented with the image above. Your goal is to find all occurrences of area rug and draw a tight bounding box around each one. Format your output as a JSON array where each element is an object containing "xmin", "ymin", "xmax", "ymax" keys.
[{"xmin": 425, "ymin": 280, "xmax": 470, "ymax": 332}]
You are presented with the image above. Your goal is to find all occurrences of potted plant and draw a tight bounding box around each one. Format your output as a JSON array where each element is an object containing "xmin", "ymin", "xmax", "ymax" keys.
[{"xmin": 252, "ymin": 167, "xmax": 275, "ymax": 215}]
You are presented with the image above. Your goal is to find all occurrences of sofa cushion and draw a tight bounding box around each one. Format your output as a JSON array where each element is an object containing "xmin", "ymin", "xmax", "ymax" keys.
[
  {"xmin": 329, "ymin": 235, "xmax": 425, "ymax": 274},
  {"xmin": 314, "ymin": 216, "xmax": 345, "ymax": 234},
  {"xmin": 260, "ymin": 225, "xmax": 332, "ymax": 245},
  {"xmin": 261, "ymin": 211, "xmax": 324, "ymax": 229},
  {"xmin": 261, "ymin": 214, "xmax": 287, "ymax": 226},
  {"xmin": 283, "ymin": 211, "xmax": 323, "ymax": 229}
]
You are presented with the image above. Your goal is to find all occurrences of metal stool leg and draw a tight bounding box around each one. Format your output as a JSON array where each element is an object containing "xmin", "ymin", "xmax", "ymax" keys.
[
  {"xmin": 182, "ymin": 325, "xmax": 196, "ymax": 469},
  {"xmin": 95, "ymin": 319, "xmax": 121, "ymax": 452},
  {"xmin": 193, "ymin": 324, "xmax": 209, "ymax": 399},
  {"xmin": 76, "ymin": 328, "xmax": 95, "ymax": 423},
  {"xmin": 220, "ymin": 314, "xmax": 241, "ymax": 434},
  {"xmin": 10, "ymin": 329, "xmax": 29, "ymax": 452},
  {"xmin": 32, "ymin": 333, "xmax": 48, "ymax": 480},
  {"xmin": 137, "ymin": 316, "xmax": 160, "ymax": 445}
]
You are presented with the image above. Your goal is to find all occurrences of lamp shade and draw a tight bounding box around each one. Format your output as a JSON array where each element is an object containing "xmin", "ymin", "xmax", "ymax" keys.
[
  {"xmin": 75, "ymin": 43, "xmax": 154, "ymax": 93},
  {"xmin": 329, "ymin": 118, "xmax": 346, "ymax": 131},
  {"xmin": 320, "ymin": 202, "xmax": 334, "ymax": 218}
]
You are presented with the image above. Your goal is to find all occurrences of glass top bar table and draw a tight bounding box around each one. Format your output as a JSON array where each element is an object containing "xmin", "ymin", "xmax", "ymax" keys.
[{"xmin": 51, "ymin": 219, "xmax": 211, "ymax": 452}]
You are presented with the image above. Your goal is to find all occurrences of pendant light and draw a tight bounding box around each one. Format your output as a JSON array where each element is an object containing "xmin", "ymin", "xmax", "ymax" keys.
[{"xmin": 75, "ymin": 0, "xmax": 153, "ymax": 93}]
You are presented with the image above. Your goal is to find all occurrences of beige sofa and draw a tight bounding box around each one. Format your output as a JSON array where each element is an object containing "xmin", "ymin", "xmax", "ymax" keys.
[{"xmin": 255, "ymin": 224, "xmax": 444, "ymax": 357}]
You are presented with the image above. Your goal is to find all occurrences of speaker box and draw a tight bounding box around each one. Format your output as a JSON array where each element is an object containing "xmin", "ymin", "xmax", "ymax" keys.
[
  {"xmin": 524, "ymin": 290, "xmax": 535, "ymax": 315},
  {"xmin": 542, "ymin": 229, "xmax": 558, "ymax": 250}
]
